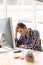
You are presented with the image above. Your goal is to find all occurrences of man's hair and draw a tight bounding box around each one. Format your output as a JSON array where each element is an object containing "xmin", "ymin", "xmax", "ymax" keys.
[{"xmin": 17, "ymin": 23, "xmax": 26, "ymax": 28}]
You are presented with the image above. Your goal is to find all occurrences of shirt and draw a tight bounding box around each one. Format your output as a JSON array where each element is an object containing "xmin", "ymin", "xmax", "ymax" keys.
[{"xmin": 15, "ymin": 28, "xmax": 41, "ymax": 51}]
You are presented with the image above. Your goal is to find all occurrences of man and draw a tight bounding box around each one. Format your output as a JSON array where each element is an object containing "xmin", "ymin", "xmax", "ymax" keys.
[{"xmin": 15, "ymin": 23, "xmax": 41, "ymax": 51}]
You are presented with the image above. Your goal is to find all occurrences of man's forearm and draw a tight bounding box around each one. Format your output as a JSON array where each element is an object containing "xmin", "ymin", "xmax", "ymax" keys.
[{"xmin": 15, "ymin": 31, "xmax": 17, "ymax": 39}]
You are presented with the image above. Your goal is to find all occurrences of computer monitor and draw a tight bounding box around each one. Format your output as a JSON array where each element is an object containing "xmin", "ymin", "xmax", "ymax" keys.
[{"xmin": 0, "ymin": 18, "xmax": 14, "ymax": 49}]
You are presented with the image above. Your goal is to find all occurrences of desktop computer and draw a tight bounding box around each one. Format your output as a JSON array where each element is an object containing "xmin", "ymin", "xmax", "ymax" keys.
[{"xmin": 0, "ymin": 18, "xmax": 14, "ymax": 49}]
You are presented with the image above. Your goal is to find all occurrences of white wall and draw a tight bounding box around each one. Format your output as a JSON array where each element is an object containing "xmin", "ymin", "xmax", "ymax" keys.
[{"xmin": 0, "ymin": 0, "xmax": 43, "ymax": 39}]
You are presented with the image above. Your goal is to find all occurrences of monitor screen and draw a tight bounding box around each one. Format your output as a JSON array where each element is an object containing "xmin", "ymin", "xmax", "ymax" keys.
[{"xmin": 0, "ymin": 18, "xmax": 14, "ymax": 48}]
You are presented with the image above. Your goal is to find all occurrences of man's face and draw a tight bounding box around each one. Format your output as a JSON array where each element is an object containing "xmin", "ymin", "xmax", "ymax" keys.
[{"xmin": 17, "ymin": 28, "xmax": 26, "ymax": 36}]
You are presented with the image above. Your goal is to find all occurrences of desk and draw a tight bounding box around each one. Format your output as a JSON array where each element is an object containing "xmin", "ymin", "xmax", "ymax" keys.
[{"xmin": 0, "ymin": 49, "xmax": 43, "ymax": 65}]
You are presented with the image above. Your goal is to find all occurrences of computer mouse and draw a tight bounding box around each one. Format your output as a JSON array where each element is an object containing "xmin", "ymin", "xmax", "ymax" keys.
[{"xmin": 14, "ymin": 50, "xmax": 21, "ymax": 53}]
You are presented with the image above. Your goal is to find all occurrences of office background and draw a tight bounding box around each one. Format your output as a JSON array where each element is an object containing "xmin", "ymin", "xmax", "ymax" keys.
[{"xmin": 0, "ymin": 0, "xmax": 43, "ymax": 43}]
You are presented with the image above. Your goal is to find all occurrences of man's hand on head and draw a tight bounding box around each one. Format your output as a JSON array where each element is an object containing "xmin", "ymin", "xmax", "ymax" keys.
[
  {"xmin": 15, "ymin": 25, "xmax": 19, "ymax": 32},
  {"xmin": 15, "ymin": 25, "xmax": 19, "ymax": 39}
]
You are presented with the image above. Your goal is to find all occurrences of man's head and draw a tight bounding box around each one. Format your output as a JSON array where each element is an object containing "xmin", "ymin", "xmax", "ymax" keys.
[
  {"xmin": 16, "ymin": 23, "xmax": 28, "ymax": 36},
  {"xmin": 17, "ymin": 23, "xmax": 26, "ymax": 28}
]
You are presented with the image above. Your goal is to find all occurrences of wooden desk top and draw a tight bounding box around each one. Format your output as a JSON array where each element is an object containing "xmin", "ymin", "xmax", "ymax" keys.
[{"xmin": 0, "ymin": 49, "xmax": 43, "ymax": 65}]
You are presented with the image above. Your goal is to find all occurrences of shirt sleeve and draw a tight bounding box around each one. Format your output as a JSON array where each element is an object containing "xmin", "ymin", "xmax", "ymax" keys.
[
  {"xmin": 31, "ymin": 30, "xmax": 41, "ymax": 51},
  {"xmin": 15, "ymin": 36, "xmax": 23, "ymax": 47}
]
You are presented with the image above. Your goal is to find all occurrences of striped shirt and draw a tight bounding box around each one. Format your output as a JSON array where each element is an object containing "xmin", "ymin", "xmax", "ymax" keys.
[{"xmin": 15, "ymin": 28, "xmax": 41, "ymax": 51}]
